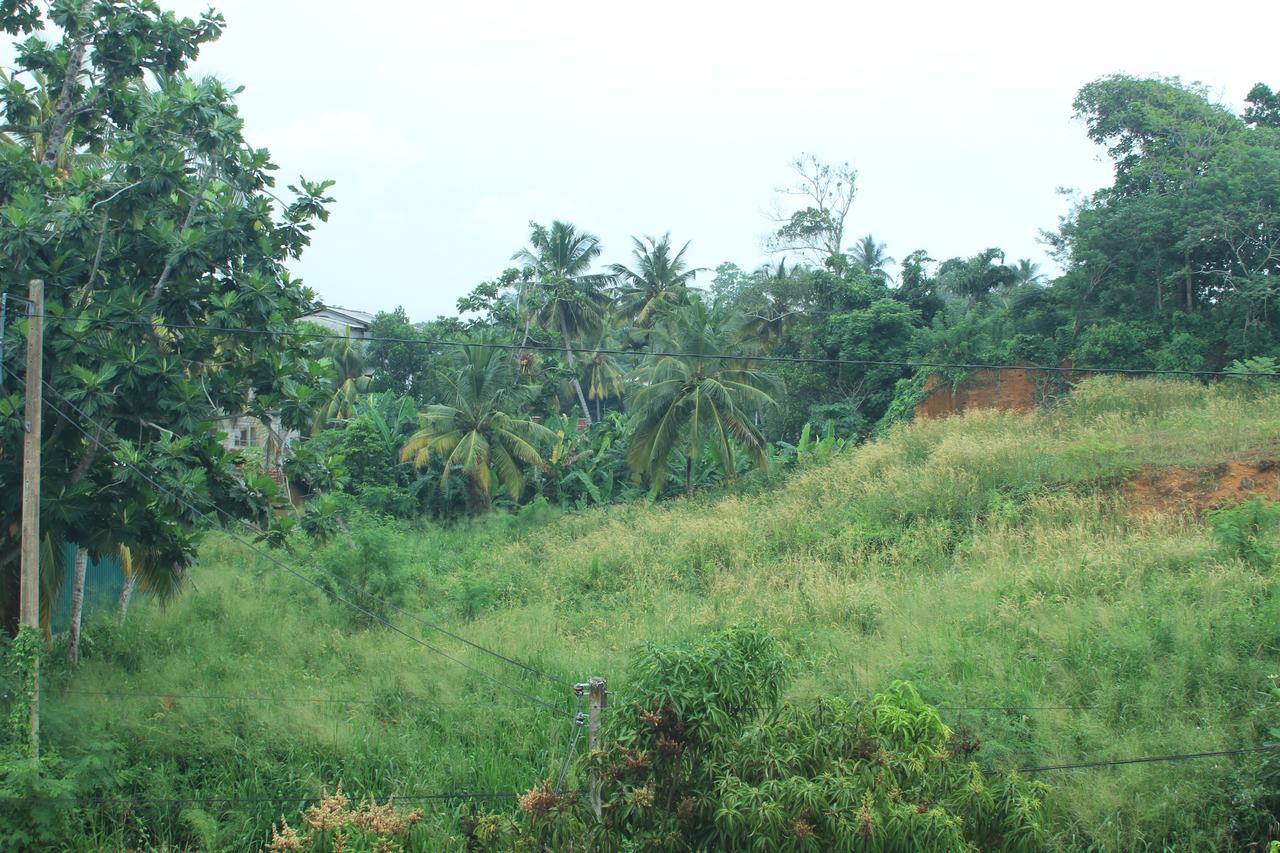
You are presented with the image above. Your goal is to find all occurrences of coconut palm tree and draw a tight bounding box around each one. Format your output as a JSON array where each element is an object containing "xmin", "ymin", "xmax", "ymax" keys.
[
  {"xmin": 1010, "ymin": 258, "xmax": 1046, "ymax": 286},
  {"xmin": 850, "ymin": 234, "xmax": 895, "ymax": 281},
  {"xmin": 610, "ymin": 234, "xmax": 705, "ymax": 328},
  {"xmin": 627, "ymin": 301, "xmax": 782, "ymax": 496},
  {"xmin": 735, "ymin": 260, "xmax": 800, "ymax": 352},
  {"xmin": 311, "ymin": 334, "xmax": 371, "ymax": 431},
  {"xmin": 512, "ymin": 221, "xmax": 613, "ymax": 425},
  {"xmin": 401, "ymin": 343, "xmax": 554, "ymax": 511},
  {"xmin": 580, "ymin": 332, "xmax": 627, "ymax": 423}
]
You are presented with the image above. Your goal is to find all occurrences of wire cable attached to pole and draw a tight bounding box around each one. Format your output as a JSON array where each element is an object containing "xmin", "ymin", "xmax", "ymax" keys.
[
  {"xmin": 1020, "ymin": 743, "xmax": 1280, "ymax": 773},
  {"xmin": 556, "ymin": 713, "xmax": 587, "ymax": 794},
  {"xmin": 1, "ymin": 364, "xmax": 571, "ymax": 720},
  {"xmin": 27, "ymin": 312, "xmax": 1280, "ymax": 379}
]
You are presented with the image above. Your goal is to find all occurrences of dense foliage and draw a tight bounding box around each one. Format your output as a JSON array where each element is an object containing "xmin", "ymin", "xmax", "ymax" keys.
[
  {"xmin": 295, "ymin": 76, "xmax": 1280, "ymax": 530},
  {"xmin": 3, "ymin": 3, "xmax": 1280, "ymax": 849},
  {"xmin": 4, "ymin": 379, "xmax": 1278, "ymax": 848},
  {"xmin": 0, "ymin": 0, "xmax": 332, "ymax": 630},
  {"xmin": 470, "ymin": 627, "xmax": 1046, "ymax": 851}
]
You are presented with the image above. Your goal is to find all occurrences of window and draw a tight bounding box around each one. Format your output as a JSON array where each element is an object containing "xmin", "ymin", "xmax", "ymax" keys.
[{"xmin": 234, "ymin": 425, "xmax": 253, "ymax": 448}]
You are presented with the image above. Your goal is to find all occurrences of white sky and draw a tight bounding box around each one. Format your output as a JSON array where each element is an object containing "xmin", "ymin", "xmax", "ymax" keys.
[{"xmin": 159, "ymin": 1, "xmax": 1274, "ymax": 319}]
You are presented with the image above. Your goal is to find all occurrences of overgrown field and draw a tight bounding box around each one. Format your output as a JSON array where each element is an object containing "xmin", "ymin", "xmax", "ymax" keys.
[{"xmin": 25, "ymin": 378, "xmax": 1280, "ymax": 849}]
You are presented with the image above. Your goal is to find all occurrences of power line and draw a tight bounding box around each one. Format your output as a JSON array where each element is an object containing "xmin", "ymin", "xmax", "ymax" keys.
[
  {"xmin": 5, "ymin": 789, "xmax": 521, "ymax": 807},
  {"xmin": 1020, "ymin": 743, "xmax": 1280, "ymax": 773},
  {"xmin": 0, "ymin": 358, "xmax": 570, "ymax": 692},
  {"xmin": 939, "ymin": 704, "xmax": 1094, "ymax": 712},
  {"xmin": 49, "ymin": 688, "xmax": 549, "ymax": 711},
  {"xmin": 4, "ymin": 353, "xmax": 570, "ymax": 692},
  {"xmin": 2, "ymin": 364, "xmax": 572, "ymax": 719},
  {"xmin": 23, "ymin": 312, "xmax": 1280, "ymax": 379}
]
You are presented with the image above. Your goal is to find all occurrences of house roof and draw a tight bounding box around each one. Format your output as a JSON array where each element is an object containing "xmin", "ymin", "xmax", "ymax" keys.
[{"xmin": 303, "ymin": 305, "xmax": 375, "ymax": 331}]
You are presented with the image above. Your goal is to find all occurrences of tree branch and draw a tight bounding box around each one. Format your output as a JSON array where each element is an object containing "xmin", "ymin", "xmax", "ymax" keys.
[
  {"xmin": 150, "ymin": 173, "xmax": 213, "ymax": 300},
  {"xmin": 68, "ymin": 425, "xmax": 107, "ymax": 486}
]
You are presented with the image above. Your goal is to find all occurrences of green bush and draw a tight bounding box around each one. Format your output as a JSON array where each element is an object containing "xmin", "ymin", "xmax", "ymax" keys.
[
  {"xmin": 473, "ymin": 627, "xmax": 1046, "ymax": 851},
  {"xmin": 1206, "ymin": 496, "xmax": 1280, "ymax": 566},
  {"xmin": 308, "ymin": 515, "xmax": 413, "ymax": 626}
]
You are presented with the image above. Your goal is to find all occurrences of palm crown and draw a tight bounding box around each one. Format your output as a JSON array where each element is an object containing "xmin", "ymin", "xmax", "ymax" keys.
[
  {"xmin": 400, "ymin": 343, "xmax": 554, "ymax": 505},
  {"xmin": 627, "ymin": 300, "xmax": 782, "ymax": 495},
  {"xmin": 512, "ymin": 220, "xmax": 613, "ymax": 423},
  {"xmin": 610, "ymin": 234, "xmax": 705, "ymax": 327}
]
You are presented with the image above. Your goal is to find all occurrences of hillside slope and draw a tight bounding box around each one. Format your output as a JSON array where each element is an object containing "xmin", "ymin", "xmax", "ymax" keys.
[{"xmin": 37, "ymin": 377, "xmax": 1280, "ymax": 850}]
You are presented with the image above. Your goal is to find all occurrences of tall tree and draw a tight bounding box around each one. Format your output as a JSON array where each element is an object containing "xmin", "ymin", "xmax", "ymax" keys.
[
  {"xmin": 734, "ymin": 260, "xmax": 802, "ymax": 351},
  {"xmin": 766, "ymin": 154, "xmax": 857, "ymax": 270},
  {"xmin": 627, "ymin": 301, "xmax": 781, "ymax": 496},
  {"xmin": 311, "ymin": 334, "xmax": 371, "ymax": 430},
  {"xmin": 579, "ymin": 330, "xmax": 627, "ymax": 423},
  {"xmin": 1010, "ymin": 258, "xmax": 1045, "ymax": 286},
  {"xmin": 0, "ymin": 1, "xmax": 333, "ymax": 632},
  {"xmin": 610, "ymin": 234, "xmax": 704, "ymax": 327},
  {"xmin": 849, "ymin": 234, "xmax": 895, "ymax": 281},
  {"xmin": 936, "ymin": 249, "xmax": 1018, "ymax": 304},
  {"xmin": 400, "ymin": 344, "xmax": 553, "ymax": 511},
  {"xmin": 512, "ymin": 221, "xmax": 612, "ymax": 424},
  {"xmin": 1243, "ymin": 83, "xmax": 1280, "ymax": 129}
]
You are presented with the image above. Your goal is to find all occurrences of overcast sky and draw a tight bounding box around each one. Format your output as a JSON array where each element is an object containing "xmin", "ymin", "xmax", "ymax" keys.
[{"xmin": 163, "ymin": 0, "xmax": 1272, "ymax": 320}]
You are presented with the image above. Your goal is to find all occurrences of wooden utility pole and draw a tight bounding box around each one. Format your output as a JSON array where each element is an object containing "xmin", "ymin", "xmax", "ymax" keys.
[
  {"xmin": 588, "ymin": 676, "xmax": 607, "ymax": 821},
  {"xmin": 19, "ymin": 278, "xmax": 43, "ymax": 762}
]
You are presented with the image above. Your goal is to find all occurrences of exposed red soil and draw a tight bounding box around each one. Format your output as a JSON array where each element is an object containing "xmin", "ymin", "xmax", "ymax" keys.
[
  {"xmin": 915, "ymin": 369, "xmax": 1040, "ymax": 419},
  {"xmin": 1126, "ymin": 459, "xmax": 1280, "ymax": 516}
]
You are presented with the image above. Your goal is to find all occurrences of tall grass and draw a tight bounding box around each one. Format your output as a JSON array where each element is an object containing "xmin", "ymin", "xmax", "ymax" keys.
[{"xmin": 36, "ymin": 377, "xmax": 1280, "ymax": 850}]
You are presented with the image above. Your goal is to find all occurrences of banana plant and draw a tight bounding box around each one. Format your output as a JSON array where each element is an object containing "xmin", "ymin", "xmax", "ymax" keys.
[{"xmin": 778, "ymin": 419, "xmax": 847, "ymax": 467}]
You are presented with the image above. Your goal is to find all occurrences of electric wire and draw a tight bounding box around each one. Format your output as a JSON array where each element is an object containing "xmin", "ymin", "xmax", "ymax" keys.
[
  {"xmin": 48, "ymin": 688, "xmax": 551, "ymax": 711},
  {"xmin": 11, "ymin": 319, "xmax": 1280, "ymax": 792},
  {"xmin": 0, "ymin": 791, "xmax": 517, "ymax": 806},
  {"xmin": 555, "ymin": 714, "xmax": 587, "ymax": 794},
  {"xmin": 1019, "ymin": 743, "xmax": 1280, "ymax": 773},
  {"xmin": 0, "ymin": 343, "xmax": 570, "ymax": 690},
  {"xmin": 1, "ymin": 364, "xmax": 572, "ymax": 719},
  {"xmin": 22, "ymin": 312, "xmax": 1280, "ymax": 379}
]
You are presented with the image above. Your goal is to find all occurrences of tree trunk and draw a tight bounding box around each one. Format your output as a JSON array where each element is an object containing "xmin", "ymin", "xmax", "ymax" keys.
[
  {"xmin": 68, "ymin": 547, "xmax": 88, "ymax": 666},
  {"xmin": 558, "ymin": 314, "xmax": 592, "ymax": 425},
  {"xmin": 39, "ymin": 0, "xmax": 95, "ymax": 169},
  {"xmin": 685, "ymin": 456, "xmax": 693, "ymax": 497},
  {"xmin": 595, "ymin": 396, "xmax": 601, "ymax": 423},
  {"xmin": 1185, "ymin": 251, "xmax": 1194, "ymax": 312},
  {"xmin": 117, "ymin": 572, "xmax": 139, "ymax": 623}
]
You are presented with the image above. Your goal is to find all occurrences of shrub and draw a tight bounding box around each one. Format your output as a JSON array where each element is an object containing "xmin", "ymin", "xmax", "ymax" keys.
[
  {"xmin": 1206, "ymin": 496, "xmax": 1280, "ymax": 567},
  {"xmin": 471, "ymin": 627, "xmax": 1047, "ymax": 851},
  {"xmin": 308, "ymin": 516, "xmax": 412, "ymax": 626}
]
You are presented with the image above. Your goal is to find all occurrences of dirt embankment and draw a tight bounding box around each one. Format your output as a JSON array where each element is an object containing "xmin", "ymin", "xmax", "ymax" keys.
[
  {"xmin": 915, "ymin": 369, "xmax": 1040, "ymax": 419},
  {"xmin": 1126, "ymin": 460, "xmax": 1280, "ymax": 515}
]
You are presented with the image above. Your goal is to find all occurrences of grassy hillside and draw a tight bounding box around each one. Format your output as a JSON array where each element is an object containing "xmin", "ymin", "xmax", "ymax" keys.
[{"xmin": 33, "ymin": 377, "xmax": 1280, "ymax": 849}]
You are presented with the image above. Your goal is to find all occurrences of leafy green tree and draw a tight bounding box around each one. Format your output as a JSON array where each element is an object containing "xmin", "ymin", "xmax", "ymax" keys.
[
  {"xmin": 830, "ymin": 298, "xmax": 921, "ymax": 423},
  {"xmin": 610, "ymin": 233, "xmax": 704, "ymax": 328},
  {"xmin": 627, "ymin": 301, "xmax": 781, "ymax": 496},
  {"xmin": 1244, "ymin": 83, "xmax": 1280, "ymax": 129},
  {"xmin": 0, "ymin": 0, "xmax": 332, "ymax": 632},
  {"xmin": 1052, "ymin": 75, "xmax": 1280, "ymax": 365},
  {"xmin": 897, "ymin": 249, "xmax": 944, "ymax": 323},
  {"xmin": 364, "ymin": 307, "xmax": 455, "ymax": 404},
  {"xmin": 400, "ymin": 343, "xmax": 553, "ymax": 511},
  {"xmin": 734, "ymin": 260, "xmax": 804, "ymax": 351},
  {"xmin": 512, "ymin": 221, "xmax": 612, "ymax": 424},
  {"xmin": 936, "ymin": 249, "xmax": 1018, "ymax": 304}
]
